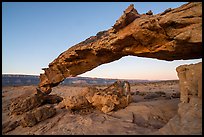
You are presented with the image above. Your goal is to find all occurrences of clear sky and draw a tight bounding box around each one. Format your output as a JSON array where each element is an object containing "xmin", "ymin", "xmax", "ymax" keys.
[{"xmin": 2, "ymin": 2, "xmax": 202, "ymax": 80}]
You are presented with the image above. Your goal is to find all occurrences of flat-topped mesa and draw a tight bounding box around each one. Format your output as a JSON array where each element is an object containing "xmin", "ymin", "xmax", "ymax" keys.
[{"xmin": 38, "ymin": 2, "xmax": 202, "ymax": 94}]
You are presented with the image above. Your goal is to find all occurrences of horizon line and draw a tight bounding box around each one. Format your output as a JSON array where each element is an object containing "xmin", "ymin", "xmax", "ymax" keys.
[{"xmin": 2, "ymin": 73, "xmax": 179, "ymax": 81}]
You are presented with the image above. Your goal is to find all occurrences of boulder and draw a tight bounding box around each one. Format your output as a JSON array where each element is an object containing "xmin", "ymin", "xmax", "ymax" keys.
[
  {"xmin": 89, "ymin": 81, "xmax": 132, "ymax": 113},
  {"xmin": 9, "ymin": 89, "xmax": 63, "ymax": 115},
  {"xmin": 63, "ymin": 81, "xmax": 132, "ymax": 114},
  {"xmin": 20, "ymin": 105, "xmax": 56, "ymax": 127},
  {"xmin": 64, "ymin": 95, "xmax": 91, "ymax": 110},
  {"xmin": 9, "ymin": 93, "xmax": 44, "ymax": 115}
]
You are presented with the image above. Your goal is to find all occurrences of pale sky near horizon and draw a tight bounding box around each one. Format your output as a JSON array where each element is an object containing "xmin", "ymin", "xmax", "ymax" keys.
[{"xmin": 2, "ymin": 2, "xmax": 202, "ymax": 80}]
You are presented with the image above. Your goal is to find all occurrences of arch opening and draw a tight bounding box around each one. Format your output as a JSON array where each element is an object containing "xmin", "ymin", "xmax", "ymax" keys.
[{"xmin": 79, "ymin": 56, "xmax": 202, "ymax": 81}]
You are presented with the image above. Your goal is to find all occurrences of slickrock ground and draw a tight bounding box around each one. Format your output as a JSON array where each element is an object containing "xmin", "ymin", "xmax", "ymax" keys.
[{"xmin": 2, "ymin": 80, "xmax": 180, "ymax": 135}]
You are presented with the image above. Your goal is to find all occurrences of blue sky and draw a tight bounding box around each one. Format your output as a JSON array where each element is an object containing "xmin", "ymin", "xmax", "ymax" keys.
[{"xmin": 2, "ymin": 2, "xmax": 202, "ymax": 80}]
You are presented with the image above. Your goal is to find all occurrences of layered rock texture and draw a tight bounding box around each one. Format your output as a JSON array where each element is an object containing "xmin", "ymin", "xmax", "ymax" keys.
[
  {"xmin": 6, "ymin": 91, "xmax": 63, "ymax": 130},
  {"xmin": 62, "ymin": 80, "xmax": 132, "ymax": 113},
  {"xmin": 20, "ymin": 105, "xmax": 56, "ymax": 127},
  {"xmin": 37, "ymin": 3, "xmax": 202, "ymax": 134},
  {"xmin": 9, "ymin": 91, "xmax": 62, "ymax": 115},
  {"xmin": 2, "ymin": 81, "xmax": 181, "ymax": 135},
  {"xmin": 38, "ymin": 2, "xmax": 202, "ymax": 94},
  {"xmin": 157, "ymin": 62, "xmax": 202, "ymax": 135},
  {"xmin": 3, "ymin": 2, "xmax": 202, "ymax": 135}
]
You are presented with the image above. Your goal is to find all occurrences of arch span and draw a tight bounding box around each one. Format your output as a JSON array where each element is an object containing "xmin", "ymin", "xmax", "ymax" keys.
[{"xmin": 38, "ymin": 2, "xmax": 202, "ymax": 94}]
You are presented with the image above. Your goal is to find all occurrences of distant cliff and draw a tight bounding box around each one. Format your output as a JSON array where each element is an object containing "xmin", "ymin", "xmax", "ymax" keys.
[
  {"xmin": 2, "ymin": 74, "xmax": 150, "ymax": 86},
  {"xmin": 2, "ymin": 74, "xmax": 40, "ymax": 86}
]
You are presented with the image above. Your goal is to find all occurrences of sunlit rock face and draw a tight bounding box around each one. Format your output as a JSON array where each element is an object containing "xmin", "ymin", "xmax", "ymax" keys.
[
  {"xmin": 63, "ymin": 80, "xmax": 132, "ymax": 114},
  {"xmin": 157, "ymin": 62, "xmax": 202, "ymax": 135},
  {"xmin": 38, "ymin": 2, "xmax": 202, "ymax": 94},
  {"xmin": 176, "ymin": 62, "xmax": 202, "ymax": 103},
  {"xmin": 36, "ymin": 3, "xmax": 202, "ymax": 134}
]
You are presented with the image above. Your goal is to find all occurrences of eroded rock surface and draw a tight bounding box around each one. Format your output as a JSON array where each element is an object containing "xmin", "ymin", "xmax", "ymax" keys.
[
  {"xmin": 3, "ymin": 81, "xmax": 181, "ymax": 135},
  {"xmin": 38, "ymin": 2, "xmax": 202, "ymax": 94},
  {"xmin": 9, "ymin": 93, "xmax": 44, "ymax": 115},
  {"xmin": 20, "ymin": 105, "xmax": 56, "ymax": 127},
  {"xmin": 63, "ymin": 81, "xmax": 132, "ymax": 113},
  {"xmin": 156, "ymin": 62, "xmax": 202, "ymax": 135},
  {"xmin": 9, "ymin": 90, "xmax": 63, "ymax": 115},
  {"xmin": 176, "ymin": 62, "xmax": 202, "ymax": 103},
  {"xmin": 5, "ymin": 89, "xmax": 62, "ymax": 132},
  {"xmin": 2, "ymin": 121, "xmax": 20, "ymax": 134},
  {"xmin": 3, "ymin": 2, "xmax": 202, "ymax": 135}
]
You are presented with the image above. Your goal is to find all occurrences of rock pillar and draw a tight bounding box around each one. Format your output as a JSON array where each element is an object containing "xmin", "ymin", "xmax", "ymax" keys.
[{"xmin": 157, "ymin": 62, "xmax": 202, "ymax": 135}]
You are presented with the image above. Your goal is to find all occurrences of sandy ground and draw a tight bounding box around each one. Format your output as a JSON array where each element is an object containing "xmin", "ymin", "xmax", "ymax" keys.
[{"xmin": 2, "ymin": 80, "xmax": 180, "ymax": 135}]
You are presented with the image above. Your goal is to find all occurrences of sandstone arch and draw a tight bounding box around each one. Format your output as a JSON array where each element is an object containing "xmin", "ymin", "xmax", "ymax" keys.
[{"xmin": 38, "ymin": 2, "xmax": 202, "ymax": 94}]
